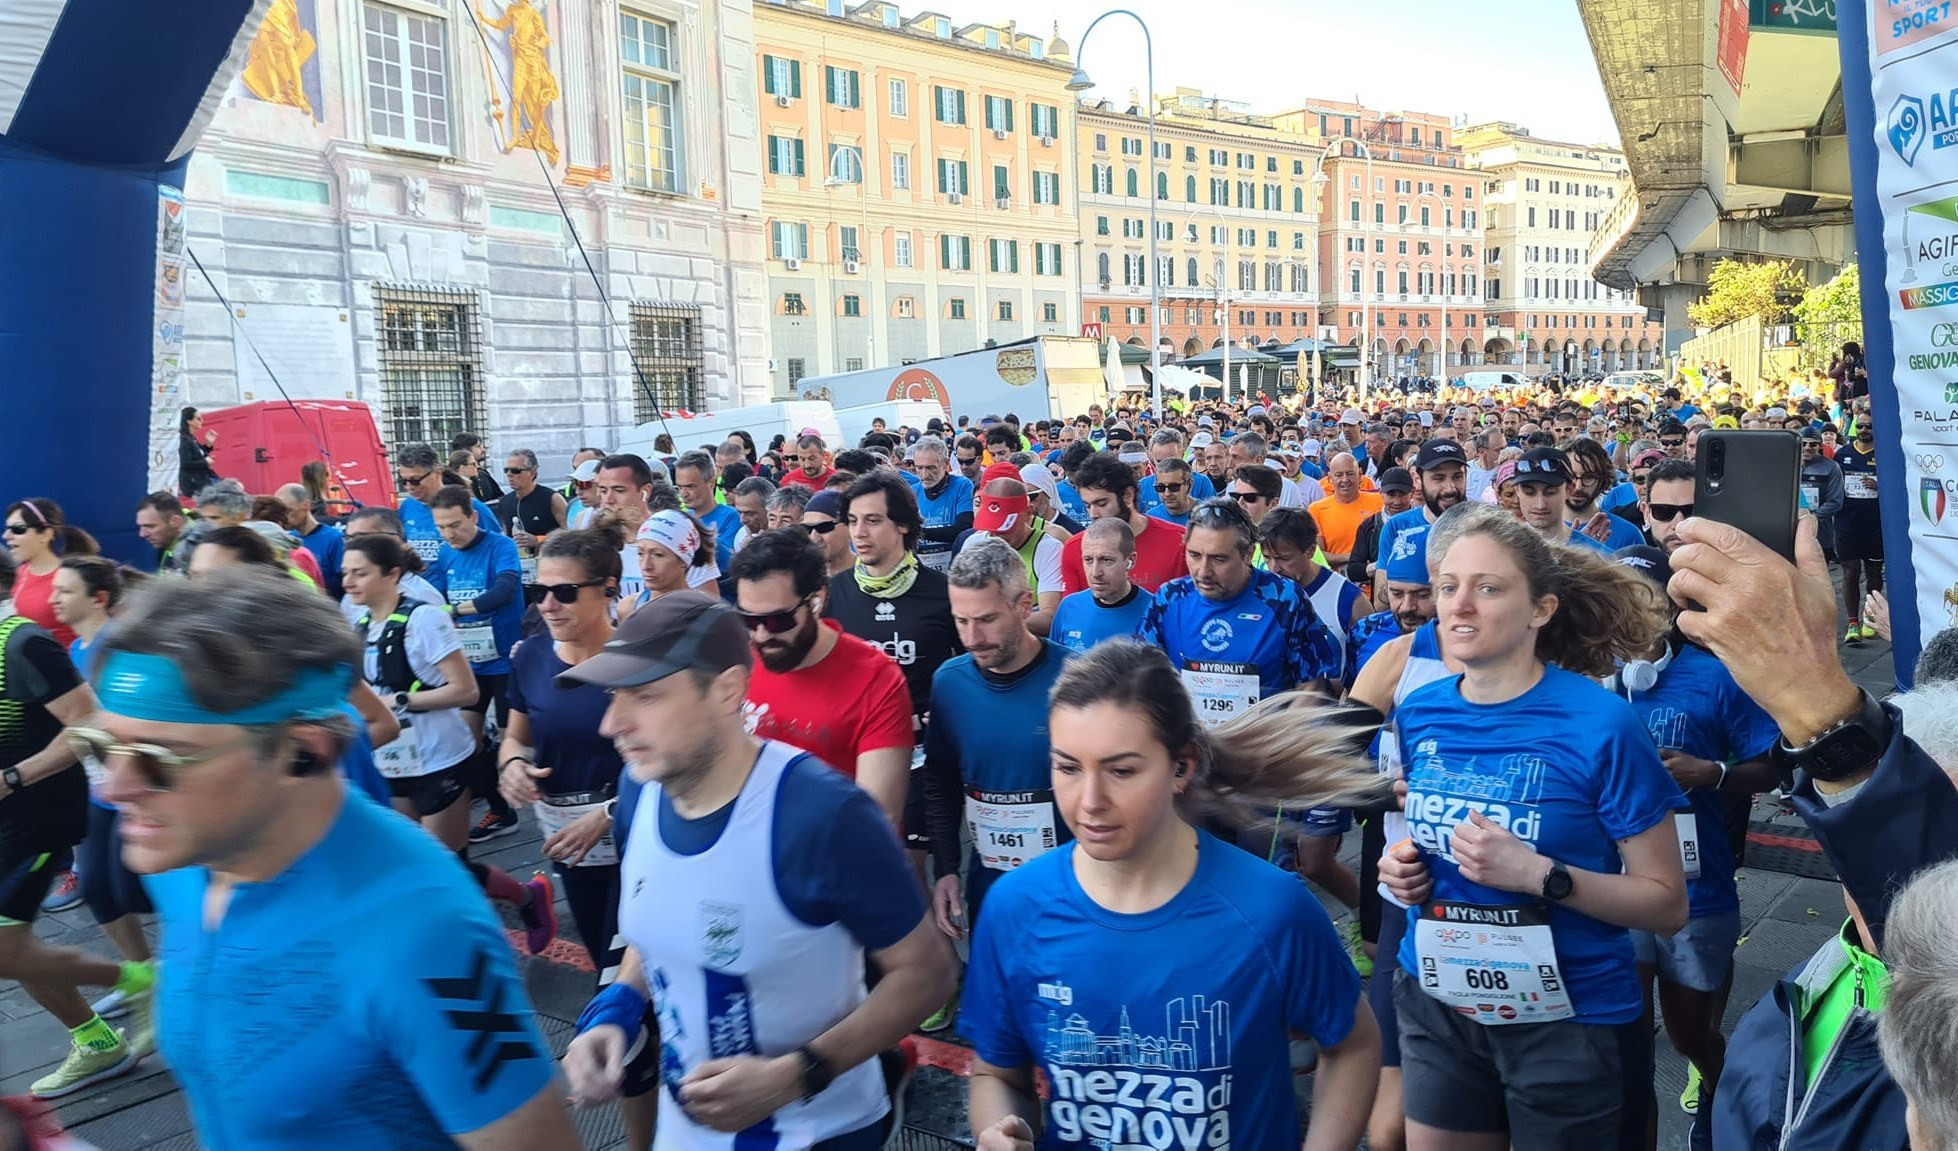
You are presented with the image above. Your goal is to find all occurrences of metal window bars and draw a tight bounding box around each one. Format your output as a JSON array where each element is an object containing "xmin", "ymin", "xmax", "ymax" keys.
[
  {"xmin": 629, "ymin": 302, "xmax": 705, "ymax": 423},
  {"xmin": 373, "ymin": 285, "xmax": 485, "ymax": 449}
]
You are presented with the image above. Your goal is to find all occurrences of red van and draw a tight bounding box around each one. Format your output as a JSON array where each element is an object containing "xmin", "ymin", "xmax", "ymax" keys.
[{"xmin": 200, "ymin": 400, "xmax": 396, "ymax": 512}]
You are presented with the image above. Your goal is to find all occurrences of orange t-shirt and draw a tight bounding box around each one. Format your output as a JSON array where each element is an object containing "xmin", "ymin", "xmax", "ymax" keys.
[{"xmin": 1309, "ymin": 492, "xmax": 1384, "ymax": 557}]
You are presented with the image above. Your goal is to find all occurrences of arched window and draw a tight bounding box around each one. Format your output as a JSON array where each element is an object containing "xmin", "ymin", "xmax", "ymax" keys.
[
  {"xmin": 1293, "ymin": 187, "xmax": 1304, "ymax": 213},
  {"xmin": 1349, "ymin": 264, "xmax": 1362, "ymax": 294},
  {"xmin": 1186, "ymin": 174, "xmax": 1197, "ymax": 202},
  {"xmin": 1186, "ymin": 257, "xmax": 1199, "ymax": 285},
  {"xmin": 1097, "ymin": 251, "xmax": 1111, "ymax": 284},
  {"xmin": 1156, "ymin": 171, "xmax": 1169, "ymax": 199},
  {"xmin": 1125, "ymin": 168, "xmax": 1138, "ymax": 197}
]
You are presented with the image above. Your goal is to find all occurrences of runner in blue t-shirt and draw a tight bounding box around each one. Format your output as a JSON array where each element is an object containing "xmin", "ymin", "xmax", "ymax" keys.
[
  {"xmin": 1608, "ymin": 545, "xmax": 1778, "ymax": 1122},
  {"xmin": 1374, "ymin": 439, "xmax": 1470, "ymax": 602},
  {"xmin": 1049, "ymin": 518, "xmax": 1154, "ymax": 654},
  {"xmin": 906, "ymin": 438, "xmax": 976, "ymax": 572},
  {"xmin": 396, "ymin": 442, "xmax": 504, "ymax": 567},
  {"xmin": 1136, "ymin": 498, "xmax": 1339, "ymax": 727},
  {"xmin": 962, "ymin": 641, "xmax": 1383, "ymax": 1151},
  {"xmin": 1378, "ymin": 502, "xmax": 1687, "ymax": 1147}
]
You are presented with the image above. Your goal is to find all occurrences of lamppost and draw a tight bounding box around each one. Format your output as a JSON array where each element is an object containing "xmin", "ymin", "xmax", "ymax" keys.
[
  {"xmin": 1188, "ymin": 204, "xmax": 1229, "ymax": 403},
  {"xmin": 1310, "ymin": 138, "xmax": 1372, "ymax": 402},
  {"xmin": 1068, "ymin": 10, "xmax": 1159, "ymax": 416},
  {"xmin": 826, "ymin": 154, "xmax": 873, "ymax": 371}
]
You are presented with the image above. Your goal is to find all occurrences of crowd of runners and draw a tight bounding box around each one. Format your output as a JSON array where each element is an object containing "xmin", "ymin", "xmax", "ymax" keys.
[{"xmin": 0, "ymin": 366, "xmax": 1954, "ymax": 1151}]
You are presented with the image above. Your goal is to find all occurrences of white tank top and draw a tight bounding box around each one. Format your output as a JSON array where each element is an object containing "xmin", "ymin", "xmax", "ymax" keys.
[
  {"xmin": 1305, "ymin": 567, "xmax": 1360, "ymax": 667},
  {"xmin": 620, "ymin": 741, "xmax": 887, "ymax": 1149},
  {"xmin": 1376, "ymin": 622, "xmax": 1451, "ymax": 908}
]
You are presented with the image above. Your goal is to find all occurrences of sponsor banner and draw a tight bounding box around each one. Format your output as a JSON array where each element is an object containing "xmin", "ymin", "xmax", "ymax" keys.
[{"xmin": 150, "ymin": 187, "xmax": 187, "ymax": 495}]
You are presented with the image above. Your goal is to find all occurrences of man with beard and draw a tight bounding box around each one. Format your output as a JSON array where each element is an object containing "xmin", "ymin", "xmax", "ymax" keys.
[
  {"xmin": 1372, "ymin": 440, "xmax": 1469, "ymax": 601},
  {"xmin": 1059, "ymin": 453, "xmax": 1188, "ymax": 595},
  {"xmin": 730, "ymin": 529, "xmax": 913, "ymax": 828},
  {"xmin": 1640, "ymin": 458, "xmax": 1698, "ymax": 555},
  {"xmin": 906, "ymin": 438, "xmax": 974, "ymax": 572},
  {"xmin": 920, "ymin": 537, "xmax": 1073, "ymax": 980},
  {"xmin": 1144, "ymin": 458, "xmax": 1201, "ymax": 528},
  {"xmin": 1563, "ymin": 438, "xmax": 1646, "ymax": 550}
]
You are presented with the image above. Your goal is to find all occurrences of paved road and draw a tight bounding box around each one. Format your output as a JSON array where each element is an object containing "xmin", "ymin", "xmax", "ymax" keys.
[{"xmin": 0, "ymin": 632, "xmax": 1904, "ymax": 1149}]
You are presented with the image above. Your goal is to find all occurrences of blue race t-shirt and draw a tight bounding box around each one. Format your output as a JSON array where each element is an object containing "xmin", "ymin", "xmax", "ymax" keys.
[
  {"xmin": 1055, "ymin": 480, "xmax": 1088, "ymax": 523},
  {"xmin": 429, "ymin": 529, "xmax": 525, "ymax": 676},
  {"xmin": 1395, "ymin": 665, "xmax": 1684, "ymax": 1024},
  {"xmin": 1378, "ymin": 507, "xmax": 1436, "ymax": 582},
  {"xmin": 1137, "ymin": 471, "xmax": 1215, "ymax": 516},
  {"xmin": 299, "ymin": 522, "xmax": 347, "ymax": 599},
  {"xmin": 1137, "ymin": 569, "xmax": 1340, "ymax": 702},
  {"xmin": 909, "ymin": 472, "xmax": 977, "ymax": 570},
  {"xmin": 1600, "ymin": 480, "xmax": 1639, "ymax": 514},
  {"xmin": 1573, "ymin": 513, "xmax": 1644, "ymax": 551},
  {"xmin": 1050, "ymin": 587, "xmax": 1155, "ymax": 654},
  {"xmin": 336, "ymin": 701, "xmax": 393, "ymax": 807},
  {"xmin": 960, "ymin": 829, "xmax": 1360, "ymax": 1151},
  {"xmin": 143, "ymin": 790, "xmax": 556, "ymax": 1149},
  {"xmin": 1620, "ymin": 645, "xmax": 1778, "ymax": 918},
  {"xmin": 694, "ymin": 502, "xmax": 743, "ymax": 573},
  {"xmin": 399, "ymin": 496, "xmax": 503, "ymax": 567},
  {"xmin": 1343, "ymin": 610, "xmax": 1403, "ymax": 685},
  {"xmin": 506, "ymin": 639, "xmax": 627, "ymax": 798},
  {"xmin": 1147, "ymin": 506, "xmax": 1191, "ymax": 529}
]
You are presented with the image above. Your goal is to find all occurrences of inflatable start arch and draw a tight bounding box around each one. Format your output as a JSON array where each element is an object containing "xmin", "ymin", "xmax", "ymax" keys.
[{"xmin": 0, "ymin": 0, "xmax": 268, "ymax": 560}]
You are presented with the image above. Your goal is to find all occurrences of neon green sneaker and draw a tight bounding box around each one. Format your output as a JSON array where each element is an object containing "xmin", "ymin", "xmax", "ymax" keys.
[
  {"xmin": 1339, "ymin": 920, "xmax": 1373, "ymax": 977},
  {"xmin": 920, "ymin": 984, "xmax": 959, "ymax": 1034},
  {"xmin": 30, "ymin": 1035, "xmax": 136, "ymax": 1099},
  {"xmin": 1844, "ymin": 623, "xmax": 1864, "ymax": 644},
  {"xmin": 1680, "ymin": 1062, "xmax": 1702, "ymax": 1115},
  {"xmin": 1859, "ymin": 623, "xmax": 1880, "ymax": 640}
]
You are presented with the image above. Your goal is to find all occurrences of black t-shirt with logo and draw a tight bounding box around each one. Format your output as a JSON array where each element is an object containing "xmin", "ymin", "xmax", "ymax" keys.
[
  {"xmin": 824, "ymin": 565, "xmax": 963, "ymax": 731},
  {"xmin": 0, "ymin": 624, "xmax": 88, "ymax": 854}
]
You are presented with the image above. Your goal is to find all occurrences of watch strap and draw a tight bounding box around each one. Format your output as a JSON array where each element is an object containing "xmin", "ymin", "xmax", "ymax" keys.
[
  {"xmin": 2, "ymin": 767, "xmax": 22, "ymax": 791},
  {"xmin": 1773, "ymin": 688, "xmax": 1891, "ymax": 784}
]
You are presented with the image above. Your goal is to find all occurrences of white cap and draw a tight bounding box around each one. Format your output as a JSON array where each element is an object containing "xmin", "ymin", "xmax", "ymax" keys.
[
  {"xmin": 1189, "ymin": 431, "xmax": 1215, "ymax": 449},
  {"xmin": 1018, "ymin": 463, "xmax": 1060, "ymax": 505},
  {"xmin": 1417, "ymin": 411, "xmax": 1434, "ymax": 427},
  {"xmin": 1301, "ymin": 438, "xmax": 1324, "ymax": 457},
  {"xmin": 569, "ymin": 459, "xmax": 601, "ymax": 482},
  {"xmin": 1341, "ymin": 407, "xmax": 1364, "ymax": 424},
  {"xmin": 636, "ymin": 509, "xmax": 701, "ymax": 566},
  {"xmin": 1246, "ymin": 404, "xmax": 1269, "ymax": 418}
]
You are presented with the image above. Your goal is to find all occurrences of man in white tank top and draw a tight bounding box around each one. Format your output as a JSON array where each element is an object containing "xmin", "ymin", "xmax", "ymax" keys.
[{"xmin": 557, "ymin": 593, "xmax": 955, "ymax": 1151}]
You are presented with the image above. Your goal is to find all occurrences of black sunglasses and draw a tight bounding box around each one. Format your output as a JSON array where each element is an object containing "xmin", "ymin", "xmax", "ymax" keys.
[
  {"xmin": 804, "ymin": 520, "xmax": 840, "ymax": 535},
  {"xmin": 1647, "ymin": 502, "xmax": 1694, "ymax": 521},
  {"xmin": 1227, "ymin": 490, "xmax": 1265, "ymax": 502},
  {"xmin": 505, "ymin": 466, "xmax": 533, "ymax": 475},
  {"xmin": 1659, "ymin": 438, "xmax": 1685, "ymax": 449},
  {"xmin": 539, "ymin": 578, "xmax": 607, "ymax": 604},
  {"xmin": 3, "ymin": 524, "xmax": 32, "ymax": 536},
  {"xmin": 397, "ymin": 471, "xmax": 432, "ymax": 488},
  {"xmin": 739, "ymin": 595, "xmax": 814, "ymax": 635}
]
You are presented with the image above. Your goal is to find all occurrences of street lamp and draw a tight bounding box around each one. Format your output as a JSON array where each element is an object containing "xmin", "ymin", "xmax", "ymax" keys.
[
  {"xmin": 1069, "ymin": 10, "xmax": 1160, "ymax": 417},
  {"xmin": 1187, "ymin": 205, "xmax": 1229, "ymax": 403},
  {"xmin": 825, "ymin": 157, "xmax": 873, "ymax": 371}
]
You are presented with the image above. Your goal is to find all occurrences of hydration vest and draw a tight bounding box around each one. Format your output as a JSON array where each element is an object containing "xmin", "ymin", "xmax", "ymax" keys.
[{"xmin": 357, "ymin": 602, "xmax": 430, "ymax": 695}]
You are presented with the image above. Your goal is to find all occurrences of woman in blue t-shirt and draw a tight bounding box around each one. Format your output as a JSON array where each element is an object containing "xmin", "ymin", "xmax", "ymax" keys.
[
  {"xmin": 962, "ymin": 641, "xmax": 1386, "ymax": 1151},
  {"xmin": 497, "ymin": 527, "xmax": 630, "ymax": 978},
  {"xmin": 1379, "ymin": 501, "xmax": 1686, "ymax": 1150}
]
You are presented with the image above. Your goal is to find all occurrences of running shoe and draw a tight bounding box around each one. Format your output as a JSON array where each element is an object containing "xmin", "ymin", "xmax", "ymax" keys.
[
  {"xmin": 90, "ymin": 988, "xmax": 131, "ymax": 1020},
  {"xmin": 30, "ymin": 1038, "xmax": 135, "ymax": 1100},
  {"xmin": 468, "ymin": 810, "xmax": 520, "ymax": 844},
  {"xmin": 1680, "ymin": 1062, "xmax": 1702, "ymax": 1115},
  {"xmin": 1339, "ymin": 920, "xmax": 1373, "ymax": 977},
  {"xmin": 124, "ymin": 993, "xmax": 156, "ymax": 1060},
  {"xmin": 40, "ymin": 871, "xmax": 81, "ymax": 914},
  {"xmin": 1844, "ymin": 622, "xmax": 1864, "ymax": 645},
  {"xmin": 519, "ymin": 872, "xmax": 558, "ymax": 955},
  {"xmin": 919, "ymin": 984, "xmax": 960, "ymax": 1034},
  {"xmin": 1859, "ymin": 622, "xmax": 1880, "ymax": 640}
]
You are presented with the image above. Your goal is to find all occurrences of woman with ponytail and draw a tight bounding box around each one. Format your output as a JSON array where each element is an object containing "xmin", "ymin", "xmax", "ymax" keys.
[
  {"xmin": 6, "ymin": 499, "xmax": 99, "ymax": 647},
  {"xmin": 1378, "ymin": 501, "xmax": 1688, "ymax": 1151},
  {"xmin": 963, "ymin": 641, "xmax": 1385, "ymax": 1151}
]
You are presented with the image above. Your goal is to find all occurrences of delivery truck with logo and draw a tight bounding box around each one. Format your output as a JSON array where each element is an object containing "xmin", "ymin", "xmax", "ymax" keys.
[{"xmin": 789, "ymin": 336, "xmax": 1107, "ymax": 425}]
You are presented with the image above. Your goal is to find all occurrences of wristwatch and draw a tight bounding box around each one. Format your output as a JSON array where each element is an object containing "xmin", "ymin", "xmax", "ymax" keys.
[
  {"xmin": 1773, "ymin": 687, "xmax": 1892, "ymax": 784},
  {"xmin": 1540, "ymin": 861, "xmax": 1574, "ymax": 902},
  {"xmin": 794, "ymin": 1045, "xmax": 834, "ymax": 1101},
  {"xmin": 394, "ymin": 691, "xmax": 413, "ymax": 712},
  {"xmin": 1, "ymin": 767, "xmax": 21, "ymax": 794}
]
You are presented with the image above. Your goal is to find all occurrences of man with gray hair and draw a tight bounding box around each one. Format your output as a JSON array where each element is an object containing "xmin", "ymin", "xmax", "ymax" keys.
[
  {"xmin": 1465, "ymin": 429, "xmax": 1505, "ymax": 503},
  {"xmin": 921, "ymin": 536, "xmax": 1075, "ymax": 970},
  {"xmin": 1877, "ymin": 859, "xmax": 1958, "ymax": 1151},
  {"xmin": 1138, "ymin": 429, "xmax": 1215, "ymax": 517},
  {"xmin": 906, "ymin": 437, "xmax": 973, "ymax": 571},
  {"xmin": 729, "ymin": 475, "xmax": 775, "ymax": 552},
  {"xmin": 395, "ymin": 442, "xmax": 502, "ymax": 565},
  {"xmin": 495, "ymin": 448, "xmax": 567, "ymax": 589},
  {"xmin": 1228, "ymin": 430, "xmax": 1322, "ymax": 507},
  {"xmin": 672, "ymin": 450, "xmax": 742, "ymax": 570}
]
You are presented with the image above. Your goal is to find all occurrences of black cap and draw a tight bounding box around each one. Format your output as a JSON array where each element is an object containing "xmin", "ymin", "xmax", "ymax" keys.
[
  {"xmin": 1612, "ymin": 545, "xmax": 1672, "ymax": 589},
  {"xmin": 1514, "ymin": 447, "xmax": 1573, "ymax": 486},
  {"xmin": 1412, "ymin": 439, "xmax": 1467, "ymax": 473},
  {"xmin": 1378, "ymin": 467, "xmax": 1414, "ymax": 494},
  {"xmin": 1800, "ymin": 427, "xmax": 1822, "ymax": 442},
  {"xmin": 558, "ymin": 592, "xmax": 752, "ymax": 690}
]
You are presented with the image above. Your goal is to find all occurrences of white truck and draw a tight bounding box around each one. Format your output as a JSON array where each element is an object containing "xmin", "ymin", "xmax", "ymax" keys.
[
  {"xmin": 791, "ymin": 336, "xmax": 1107, "ymax": 425},
  {"xmin": 617, "ymin": 401, "xmax": 843, "ymax": 462}
]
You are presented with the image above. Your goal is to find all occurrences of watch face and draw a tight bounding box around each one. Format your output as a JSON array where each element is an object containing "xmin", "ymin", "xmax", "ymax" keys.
[{"xmin": 1543, "ymin": 867, "xmax": 1574, "ymax": 900}]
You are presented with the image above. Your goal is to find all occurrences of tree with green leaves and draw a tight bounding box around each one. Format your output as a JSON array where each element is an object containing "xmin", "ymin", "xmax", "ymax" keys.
[
  {"xmin": 1793, "ymin": 264, "xmax": 1862, "ymax": 371},
  {"xmin": 1687, "ymin": 258, "xmax": 1806, "ymax": 329}
]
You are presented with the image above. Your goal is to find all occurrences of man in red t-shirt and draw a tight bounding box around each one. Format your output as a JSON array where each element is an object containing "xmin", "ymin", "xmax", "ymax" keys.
[
  {"xmin": 1060, "ymin": 452, "xmax": 1188, "ymax": 594},
  {"xmin": 730, "ymin": 527, "xmax": 911, "ymax": 826},
  {"xmin": 778, "ymin": 431, "xmax": 837, "ymax": 491}
]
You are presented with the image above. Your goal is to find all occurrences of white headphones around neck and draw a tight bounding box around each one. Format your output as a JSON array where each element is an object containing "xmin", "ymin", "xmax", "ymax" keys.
[{"xmin": 1611, "ymin": 642, "xmax": 1675, "ymax": 698}]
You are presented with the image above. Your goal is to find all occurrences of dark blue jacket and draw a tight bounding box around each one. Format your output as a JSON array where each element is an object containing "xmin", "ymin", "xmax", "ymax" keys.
[{"xmin": 1713, "ymin": 706, "xmax": 1958, "ymax": 1151}]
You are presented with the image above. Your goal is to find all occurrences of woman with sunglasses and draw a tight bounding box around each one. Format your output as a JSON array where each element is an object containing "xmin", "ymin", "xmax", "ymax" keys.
[
  {"xmin": 964, "ymin": 642, "xmax": 1384, "ymax": 1151},
  {"xmin": 1378, "ymin": 502, "xmax": 1686, "ymax": 1151},
  {"xmin": 50, "ymin": 558, "xmax": 158, "ymax": 1040},
  {"xmin": 498, "ymin": 528, "xmax": 627, "ymax": 977},
  {"xmin": 6, "ymin": 499, "xmax": 99, "ymax": 648}
]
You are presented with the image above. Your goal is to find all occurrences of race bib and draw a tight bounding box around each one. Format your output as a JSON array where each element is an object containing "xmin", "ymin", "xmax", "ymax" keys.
[
  {"xmin": 1675, "ymin": 811, "xmax": 1701, "ymax": 880},
  {"xmin": 1844, "ymin": 473, "xmax": 1878, "ymax": 499},
  {"xmin": 536, "ymin": 792, "xmax": 617, "ymax": 868},
  {"xmin": 1180, "ymin": 665, "xmax": 1260, "ymax": 727},
  {"xmin": 918, "ymin": 549, "xmax": 953, "ymax": 572},
  {"xmin": 458, "ymin": 623, "xmax": 500, "ymax": 664},
  {"xmin": 1414, "ymin": 900, "xmax": 1573, "ymax": 1025},
  {"xmin": 1800, "ymin": 483, "xmax": 1819, "ymax": 511},
  {"xmin": 375, "ymin": 718, "xmax": 425, "ymax": 778},
  {"xmin": 965, "ymin": 789, "xmax": 1059, "ymax": 873}
]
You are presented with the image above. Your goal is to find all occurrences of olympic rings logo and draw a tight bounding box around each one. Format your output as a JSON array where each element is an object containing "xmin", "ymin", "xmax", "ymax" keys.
[{"xmin": 1916, "ymin": 453, "xmax": 1946, "ymax": 471}]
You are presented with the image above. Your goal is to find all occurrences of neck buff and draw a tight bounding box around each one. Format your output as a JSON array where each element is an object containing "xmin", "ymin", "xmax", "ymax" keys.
[{"xmin": 854, "ymin": 549, "xmax": 919, "ymax": 599}]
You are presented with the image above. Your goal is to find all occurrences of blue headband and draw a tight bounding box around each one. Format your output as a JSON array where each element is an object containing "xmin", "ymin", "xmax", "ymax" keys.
[{"xmin": 96, "ymin": 651, "xmax": 353, "ymax": 726}]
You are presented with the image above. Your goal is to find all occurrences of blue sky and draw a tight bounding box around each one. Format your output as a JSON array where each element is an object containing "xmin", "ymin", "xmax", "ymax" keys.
[{"xmin": 922, "ymin": 0, "xmax": 1622, "ymax": 146}]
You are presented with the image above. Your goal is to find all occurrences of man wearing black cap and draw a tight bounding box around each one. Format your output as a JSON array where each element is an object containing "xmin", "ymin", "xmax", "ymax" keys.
[
  {"xmin": 1372, "ymin": 440, "xmax": 1469, "ymax": 601},
  {"xmin": 1345, "ymin": 467, "xmax": 1415, "ymax": 588},
  {"xmin": 1513, "ymin": 447, "xmax": 1613, "ymax": 551},
  {"xmin": 559, "ymin": 593, "xmax": 954, "ymax": 1148}
]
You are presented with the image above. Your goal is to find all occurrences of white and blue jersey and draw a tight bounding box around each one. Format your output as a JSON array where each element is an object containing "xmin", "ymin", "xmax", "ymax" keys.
[
  {"xmin": 1137, "ymin": 569, "xmax": 1340, "ymax": 723},
  {"xmin": 1050, "ymin": 587, "xmax": 1154, "ymax": 655},
  {"xmin": 1342, "ymin": 610, "xmax": 1402, "ymax": 686},
  {"xmin": 429, "ymin": 529, "xmax": 525, "ymax": 676},
  {"xmin": 1617, "ymin": 645, "xmax": 1778, "ymax": 919},
  {"xmin": 1394, "ymin": 665, "xmax": 1684, "ymax": 1024},
  {"xmin": 1054, "ymin": 480, "xmax": 1088, "ymax": 523},
  {"xmin": 909, "ymin": 472, "xmax": 975, "ymax": 571},
  {"xmin": 1378, "ymin": 507, "xmax": 1436, "ymax": 582},
  {"xmin": 144, "ymin": 791, "xmax": 556, "ymax": 1149},
  {"xmin": 1137, "ymin": 471, "xmax": 1214, "ymax": 516},
  {"xmin": 960, "ymin": 829, "xmax": 1361, "ymax": 1151},
  {"xmin": 620, "ymin": 741, "xmax": 925, "ymax": 1150},
  {"xmin": 1301, "ymin": 566, "xmax": 1364, "ymax": 671},
  {"xmin": 398, "ymin": 496, "xmax": 503, "ymax": 566}
]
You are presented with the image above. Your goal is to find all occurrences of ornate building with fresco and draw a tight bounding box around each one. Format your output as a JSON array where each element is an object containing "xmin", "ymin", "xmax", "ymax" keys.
[{"xmin": 181, "ymin": 0, "xmax": 771, "ymax": 466}]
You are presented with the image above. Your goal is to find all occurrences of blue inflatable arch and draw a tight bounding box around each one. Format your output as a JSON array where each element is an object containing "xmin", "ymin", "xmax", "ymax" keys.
[{"xmin": 0, "ymin": 0, "xmax": 267, "ymax": 560}]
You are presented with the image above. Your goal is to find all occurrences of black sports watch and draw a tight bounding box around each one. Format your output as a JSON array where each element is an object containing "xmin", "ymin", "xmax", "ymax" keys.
[
  {"xmin": 795, "ymin": 1044, "xmax": 834, "ymax": 1101},
  {"xmin": 394, "ymin": 691, "xmax": 412, "ymax": 712},
  {"xmin": 1772, "ymin": 688, "xmax": 1891, "ymax": 785},
  {"xmin": 1540, "ymin": 861, "xmax": 1574, "ymax": 902},
  {"xmin": 1, "ymin": 767, "xmax": 21, "ymax": 794}
]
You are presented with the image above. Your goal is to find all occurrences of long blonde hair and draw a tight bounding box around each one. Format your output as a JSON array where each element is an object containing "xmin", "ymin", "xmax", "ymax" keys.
[{"xmin": 1049, "ymin": 643, "xmax": 1386, "ymax": 833}]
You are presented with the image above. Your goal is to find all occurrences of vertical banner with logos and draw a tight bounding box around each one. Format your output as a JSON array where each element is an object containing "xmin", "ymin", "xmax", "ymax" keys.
[
  {"xmin": 1839, "ymin": 0, "xmax": 1958, "ymax": 685},
  {"xmin": 150, "ymin": 187, "xmax": 188, "ymax": 495}
]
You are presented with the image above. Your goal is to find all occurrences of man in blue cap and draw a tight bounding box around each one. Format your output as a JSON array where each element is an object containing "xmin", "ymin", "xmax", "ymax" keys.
[{"xmin": 90, "ymin": 569, "xmax": 578, "ymax": 1149}]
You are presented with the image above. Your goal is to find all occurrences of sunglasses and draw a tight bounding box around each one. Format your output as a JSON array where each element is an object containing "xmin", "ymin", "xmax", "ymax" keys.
[
  {"xmin": 1513, "ymin": 459, "xmax": 1567, "ymax": 479},
  {"xmin": 1227, "ymin": 490, "xmax": 1265, "ymax": 503},
  {"xmin": 1647, "ymin": 502, "xmax": 1694, "ymax": 522},
  {"xmin": 397, "ymin": 471, "xmax": 432, "ymax": 488},
  {"xmin": 504, "ymin": 466, "xmax": 533, "ymax": 475},
  {"xmin": 781, "ymin": 455, "xmax": 802, "ymax": 464},
  {"xmin": 1659, "ymin": 438, "xmax": 1685, "ymax": 449},
  {"xmin": 1158, "ymin": 483, "xmax": 1188, "ymax": 495},
  {"xmin": 738, "ymin": 595, "xmax": 814, "ymax": 635},
  {"xmin": 804, "ymin": 520, "xmax": 840, "ymax": 535},
  {"xmin": 3, "ymin": 524, "xmax": 32, "ymax": 536},
  {"xmin": 539, "ymin": 578, "xmax": 607, "ymax": 604},
  {"xmin": 66, "ymin": 726, "xmax": 256, "ymax": 793}
]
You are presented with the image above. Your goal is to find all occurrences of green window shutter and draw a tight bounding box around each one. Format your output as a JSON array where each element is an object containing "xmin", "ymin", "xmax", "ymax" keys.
[
  {"xmin": 793, "ymin": 138, "xmax": 805, "ymax": 176},
  {"xmin": 849, "ymin": 70, "xmax": 860, "ymax": 108},
  {"xmin": 956, "ymin": 90, "xmax": 966, "ymax": 123},
  {"xmin": 764, "ymin": 56, "xmax": 778, "ymax": 95},
  {"xmin": 790, "ymin": 60, "xmax": 802, "ymax": 99}
]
